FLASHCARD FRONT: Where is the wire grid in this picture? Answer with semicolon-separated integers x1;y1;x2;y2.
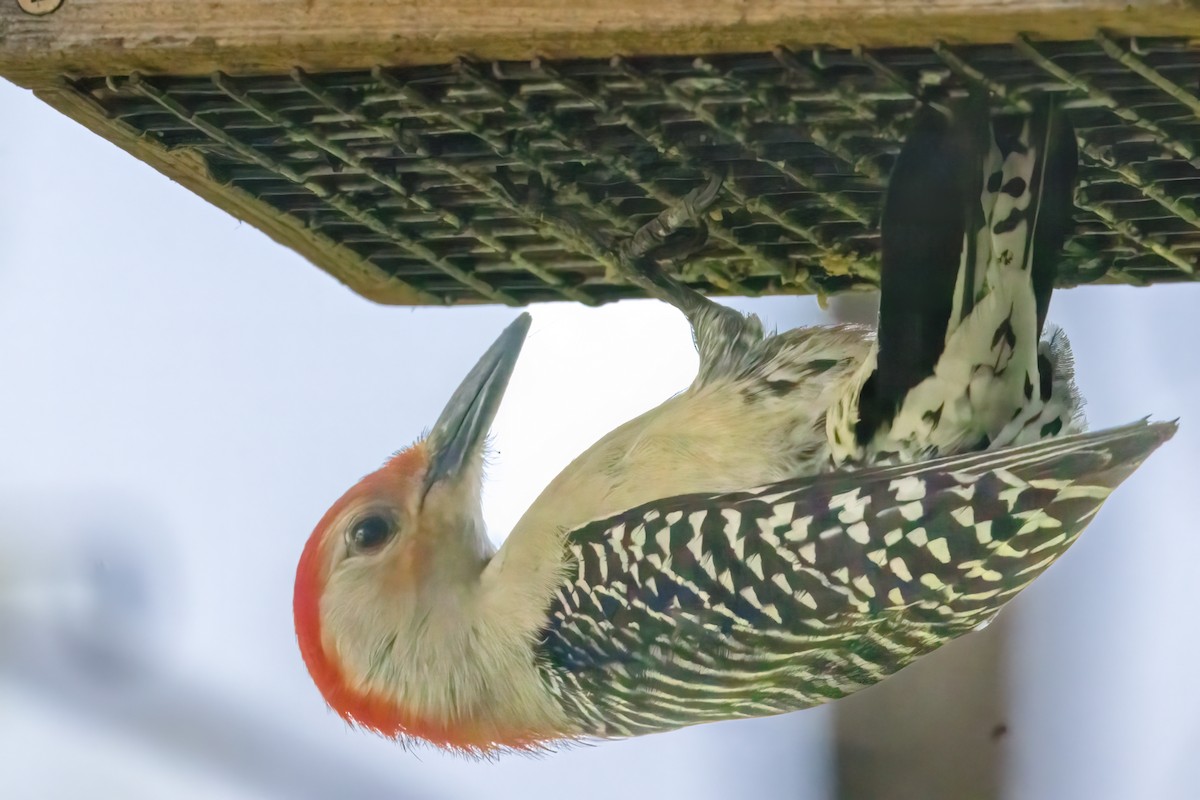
73;34;1200;306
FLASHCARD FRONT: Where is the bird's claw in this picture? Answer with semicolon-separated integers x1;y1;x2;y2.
687;171;725;216
622;172;726;265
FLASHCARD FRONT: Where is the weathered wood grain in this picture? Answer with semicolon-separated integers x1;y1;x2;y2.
3;1;1199;88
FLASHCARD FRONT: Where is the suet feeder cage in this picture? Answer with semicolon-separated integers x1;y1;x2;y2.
3;1;1200;306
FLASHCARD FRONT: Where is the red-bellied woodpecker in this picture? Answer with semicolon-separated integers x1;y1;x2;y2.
293;92;1175;753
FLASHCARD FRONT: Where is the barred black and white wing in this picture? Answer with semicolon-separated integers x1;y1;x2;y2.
537;420;1174;739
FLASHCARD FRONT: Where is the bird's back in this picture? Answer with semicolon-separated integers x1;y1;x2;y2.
509;322;873;540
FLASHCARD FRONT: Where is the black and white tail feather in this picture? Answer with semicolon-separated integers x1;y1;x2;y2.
831;92;1083;467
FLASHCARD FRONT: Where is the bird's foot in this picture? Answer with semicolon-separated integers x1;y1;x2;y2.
618;174;763;375
495;168;759;374
613;174;733;325
621;173;724;265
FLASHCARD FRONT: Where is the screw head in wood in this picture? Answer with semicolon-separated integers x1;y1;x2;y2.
17;0;63;15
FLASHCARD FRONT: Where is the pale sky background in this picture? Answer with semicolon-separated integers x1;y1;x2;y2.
1;76;1198;799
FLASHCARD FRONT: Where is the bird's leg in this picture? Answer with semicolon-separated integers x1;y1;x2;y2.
496;169;763;371
494;166;717;317
616;174;725;320
614;175;764;372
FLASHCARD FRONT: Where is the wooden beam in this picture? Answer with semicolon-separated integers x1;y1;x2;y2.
4;1;1200;89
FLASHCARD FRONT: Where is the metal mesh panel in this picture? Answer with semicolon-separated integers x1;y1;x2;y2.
75;34;1200;306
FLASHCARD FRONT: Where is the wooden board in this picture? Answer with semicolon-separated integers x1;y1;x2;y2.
4;1;1200;89
3;2;1199;306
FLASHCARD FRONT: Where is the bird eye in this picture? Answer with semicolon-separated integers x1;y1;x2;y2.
347;515;396;554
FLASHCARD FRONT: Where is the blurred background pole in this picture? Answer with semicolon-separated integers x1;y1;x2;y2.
826;292;1006;800
834;621;1007;800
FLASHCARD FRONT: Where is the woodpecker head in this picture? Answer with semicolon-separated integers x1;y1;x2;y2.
293;314;556;752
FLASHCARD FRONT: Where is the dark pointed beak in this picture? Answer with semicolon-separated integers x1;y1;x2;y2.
424;313;531;492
